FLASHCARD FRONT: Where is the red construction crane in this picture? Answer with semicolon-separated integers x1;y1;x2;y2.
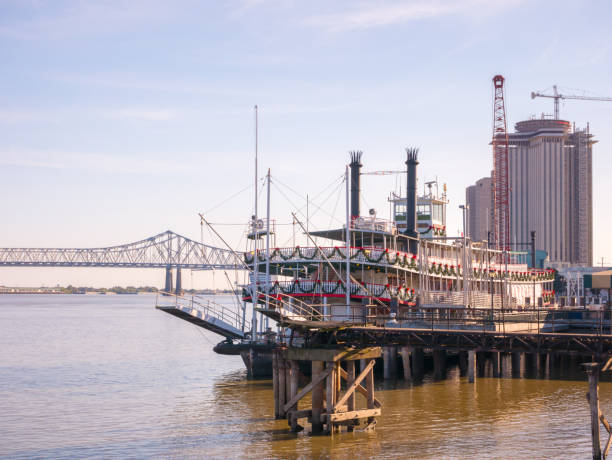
492;75;510;253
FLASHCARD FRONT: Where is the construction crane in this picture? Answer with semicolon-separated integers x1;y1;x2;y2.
492;75;510;253
531;85;612;119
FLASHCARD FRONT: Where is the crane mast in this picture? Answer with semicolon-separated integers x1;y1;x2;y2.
492;75;510;254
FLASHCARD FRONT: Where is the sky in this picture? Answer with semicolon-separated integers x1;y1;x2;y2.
0;0;611;288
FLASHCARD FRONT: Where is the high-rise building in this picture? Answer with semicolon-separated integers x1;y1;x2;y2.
507;118;594;267
466;176;492;243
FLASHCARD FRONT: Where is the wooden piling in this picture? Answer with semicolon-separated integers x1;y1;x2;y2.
459;351;468;376
492;352;500;378
311;361;324;434
288;361;299;414
326;361;336;434
584;363;602;460
477;351;486;377
383;346;397;379
411;347;424;380
273;351;280;418
468;350;476;383
399;346;412;381
278;355;287;418
511;352;522;378
433;349;446;380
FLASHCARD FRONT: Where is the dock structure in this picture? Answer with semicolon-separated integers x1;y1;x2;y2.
271;309;612;457
273;347;381;435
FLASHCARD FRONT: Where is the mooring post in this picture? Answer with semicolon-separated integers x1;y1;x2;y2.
468;350;476;383
584;363;602;460
311;361;324;434
400;346;412;381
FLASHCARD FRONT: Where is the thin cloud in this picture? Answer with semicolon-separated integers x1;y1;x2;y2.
303;0;524;32
99;108;179;121
0;149;190;174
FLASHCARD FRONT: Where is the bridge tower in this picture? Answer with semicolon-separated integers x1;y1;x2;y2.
175;268;182;295
164;266;173;294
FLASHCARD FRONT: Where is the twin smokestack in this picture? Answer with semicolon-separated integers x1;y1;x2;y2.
348;148;420;252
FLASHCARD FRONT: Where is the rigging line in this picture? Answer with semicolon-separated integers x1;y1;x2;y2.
273;173;344;204
270;182;332;233
292;213;390;312
328;177;343;230
199;214;320;317
223;270;242;311
307;179;345;223
273;173;345;222
201;182;253;216
271;181;343;227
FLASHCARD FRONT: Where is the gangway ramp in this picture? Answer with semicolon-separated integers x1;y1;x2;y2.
156;293;247;340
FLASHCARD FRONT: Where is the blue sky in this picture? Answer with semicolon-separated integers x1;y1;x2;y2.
1;0;611;288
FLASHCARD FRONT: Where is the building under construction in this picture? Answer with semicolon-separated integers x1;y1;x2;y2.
507;117;594;267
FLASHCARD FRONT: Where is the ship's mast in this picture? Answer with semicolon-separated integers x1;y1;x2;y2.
252;105;259;340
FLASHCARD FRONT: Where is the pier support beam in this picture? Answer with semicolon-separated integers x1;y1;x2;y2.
383;346;397;379
411;347;424;380
512;352;522;378
433;350;446;380
399;346;412;381
311;361;324;434
459;351;468;376
468;350;476;383
492;352;501;378
477;352;486;377
279;347;382;436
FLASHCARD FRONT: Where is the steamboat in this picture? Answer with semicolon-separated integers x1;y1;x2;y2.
159;149;555;377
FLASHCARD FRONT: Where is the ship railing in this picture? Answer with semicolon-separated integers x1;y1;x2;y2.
247;246;553;281
158;291;247;332
254;279;416;303
393;305;612;336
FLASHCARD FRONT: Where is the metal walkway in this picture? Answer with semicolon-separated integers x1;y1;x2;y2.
156;293;249;340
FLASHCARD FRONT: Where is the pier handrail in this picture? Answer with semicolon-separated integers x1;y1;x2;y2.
158;291;248;333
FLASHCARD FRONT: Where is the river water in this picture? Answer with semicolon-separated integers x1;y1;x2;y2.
0;294;608;459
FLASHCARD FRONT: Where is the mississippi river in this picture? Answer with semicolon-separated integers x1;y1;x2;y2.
0;294;607;459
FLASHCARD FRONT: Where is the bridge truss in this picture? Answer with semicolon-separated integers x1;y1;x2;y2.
0;230;241;269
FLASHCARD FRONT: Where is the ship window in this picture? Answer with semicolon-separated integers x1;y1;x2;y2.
394;204;406;221
417;204;430;220
432;204;443;222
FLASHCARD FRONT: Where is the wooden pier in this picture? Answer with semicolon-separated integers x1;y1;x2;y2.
272;347;381;435
270;309;612;458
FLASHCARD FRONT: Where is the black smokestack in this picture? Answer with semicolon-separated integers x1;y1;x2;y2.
349;151;362;221
405;147;419;253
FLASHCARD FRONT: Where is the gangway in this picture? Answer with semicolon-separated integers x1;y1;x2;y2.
156;293;248;340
